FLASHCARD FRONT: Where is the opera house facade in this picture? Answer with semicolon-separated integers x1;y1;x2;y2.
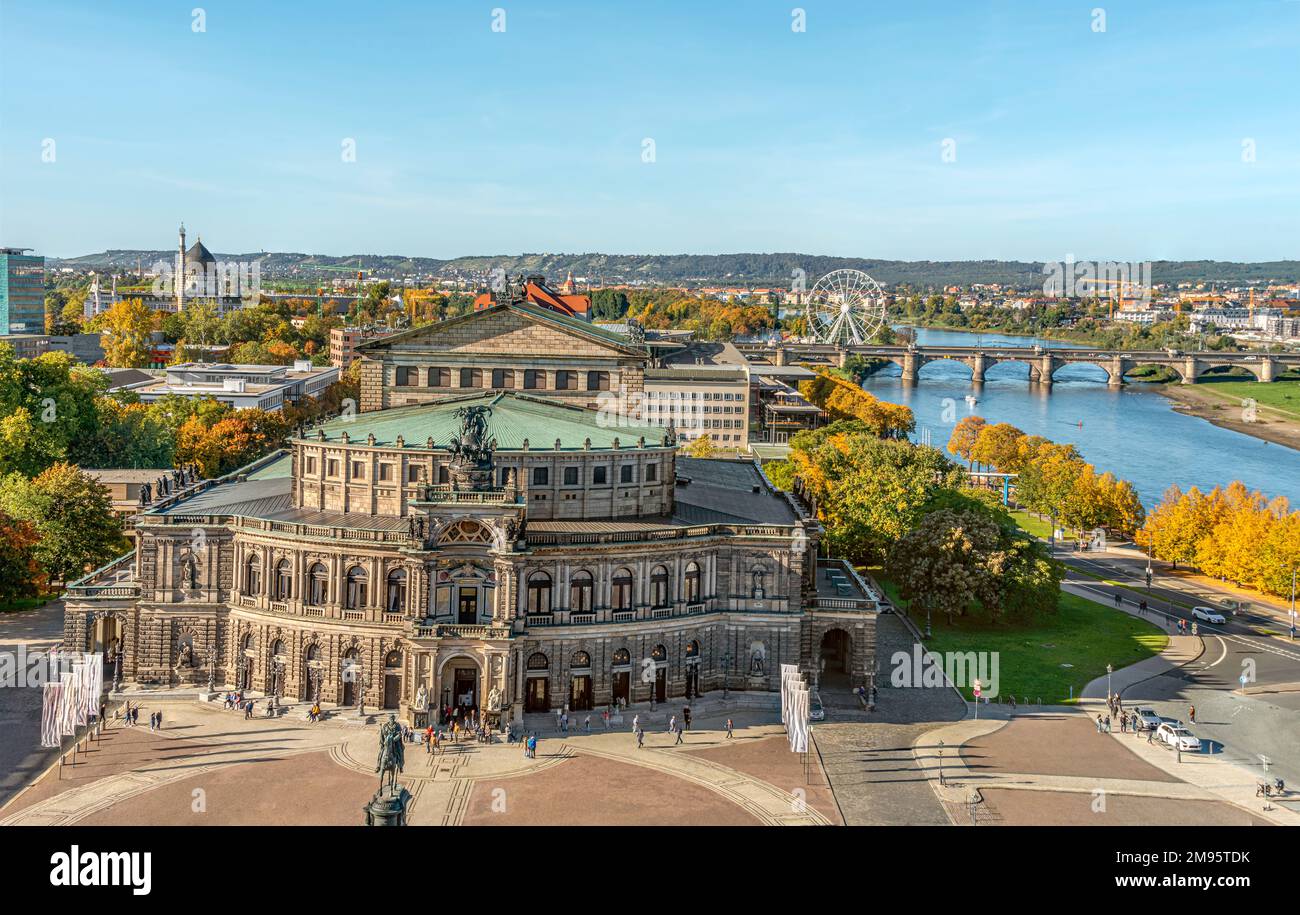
63;302;882;723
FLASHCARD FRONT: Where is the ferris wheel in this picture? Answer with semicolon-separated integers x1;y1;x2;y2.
805;269;887;345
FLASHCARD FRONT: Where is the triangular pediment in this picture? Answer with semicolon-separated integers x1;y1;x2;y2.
359;303;645;360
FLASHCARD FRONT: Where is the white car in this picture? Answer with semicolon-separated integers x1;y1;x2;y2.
810;692;825;721
1132;707;1162;731
1155;722;1201;752
1191;606;1226;625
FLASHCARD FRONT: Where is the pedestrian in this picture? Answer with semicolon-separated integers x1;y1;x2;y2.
99;701;106;725
683;707;692;730
725;717;734;739
636;727;644;749
1104;715;1111;733
1096;714;1104;733
245;700;254;719
632;713;640;733
1114;592;1121;608
1189;705;1196;723
668;714;677;734
583;714;591;733
602;709;610;730
1147;726;1154;744
156;710;163;730
1120;712;1127;733
674;723;684;745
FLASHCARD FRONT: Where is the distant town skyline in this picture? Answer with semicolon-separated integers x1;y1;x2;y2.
2;0;1297;261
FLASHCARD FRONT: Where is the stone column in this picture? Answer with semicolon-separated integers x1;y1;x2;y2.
969;352;986;386
1107;356;1126;388
1182;357;1200;384
900;352;919;385
1259;358;1276;383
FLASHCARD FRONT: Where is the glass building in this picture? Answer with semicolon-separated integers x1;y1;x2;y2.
0;248;45;335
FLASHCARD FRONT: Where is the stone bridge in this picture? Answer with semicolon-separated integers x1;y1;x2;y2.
736;342;1300;388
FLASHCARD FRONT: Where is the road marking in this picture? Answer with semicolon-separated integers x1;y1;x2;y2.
1204;636;1229;669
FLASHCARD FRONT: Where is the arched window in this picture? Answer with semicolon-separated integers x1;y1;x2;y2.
384;649;402;669
386;568;407;613
527;571;553;614
244;554;261;596
345;566;368;610
612;568;633;611
571;650;591;669
650;565;669;608
651;644;667;662
686;640;700;659
527;652;549;671
570;571;593;613
270;638;286;659
275;559;292;601
241;632;255;652
307;562;328;606
684;561;701;603
612;648;631;667
751;568;766;599
305;643;320;662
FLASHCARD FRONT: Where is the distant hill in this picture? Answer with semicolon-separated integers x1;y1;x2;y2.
50;250;1300;289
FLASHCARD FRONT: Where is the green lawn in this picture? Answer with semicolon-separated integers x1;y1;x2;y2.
1195;379;1300;422
0;595;54;614
1009;510;1075;543
876;576;1167;705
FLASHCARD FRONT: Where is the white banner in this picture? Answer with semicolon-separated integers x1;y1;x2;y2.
40;682;63;748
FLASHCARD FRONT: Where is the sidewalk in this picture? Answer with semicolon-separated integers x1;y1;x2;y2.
1077;635;1300;826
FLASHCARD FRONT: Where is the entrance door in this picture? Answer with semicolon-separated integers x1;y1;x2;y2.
342;678;356;707
458;587;478;624
525;676;549;712
383;674;400;709
654;667;667;702
612;671;630;706
453;668;477;711
569;675;592;711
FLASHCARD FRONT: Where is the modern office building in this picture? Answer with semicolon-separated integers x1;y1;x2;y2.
0;248;46;335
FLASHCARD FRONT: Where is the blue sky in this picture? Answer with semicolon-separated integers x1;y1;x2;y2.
2;0;1297;261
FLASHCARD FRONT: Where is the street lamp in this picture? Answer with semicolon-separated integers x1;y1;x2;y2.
1106;664;1114;706
721;652;731;699
938;739;945;787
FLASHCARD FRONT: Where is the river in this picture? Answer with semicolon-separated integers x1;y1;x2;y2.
855;326;1300;508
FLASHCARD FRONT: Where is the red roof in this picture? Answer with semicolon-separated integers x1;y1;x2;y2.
473;278;591;318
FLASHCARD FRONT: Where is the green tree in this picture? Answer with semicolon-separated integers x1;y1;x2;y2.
0;463;124;584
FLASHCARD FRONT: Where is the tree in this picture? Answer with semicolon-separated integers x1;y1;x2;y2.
0;463;124;584
888;508;1061;628
790;421;960;564
0;513;44;603
684;434;719;459
947;416;987;469
95;298;155;368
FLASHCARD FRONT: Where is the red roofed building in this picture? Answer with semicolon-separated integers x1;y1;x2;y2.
473;274;591;320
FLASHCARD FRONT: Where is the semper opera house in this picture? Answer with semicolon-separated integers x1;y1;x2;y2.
64;300;883;723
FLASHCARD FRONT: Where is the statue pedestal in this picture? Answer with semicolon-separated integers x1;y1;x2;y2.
363;785;411;826
746;675;767;691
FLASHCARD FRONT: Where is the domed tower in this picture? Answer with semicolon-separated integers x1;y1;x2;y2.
561;270;577;296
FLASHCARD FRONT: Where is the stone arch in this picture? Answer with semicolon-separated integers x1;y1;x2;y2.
818;627;853;679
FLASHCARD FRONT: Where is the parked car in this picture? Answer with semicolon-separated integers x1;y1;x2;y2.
1191;606;1226;625
1156;722;1201;752
810;691;825;721
1132;707;1162;731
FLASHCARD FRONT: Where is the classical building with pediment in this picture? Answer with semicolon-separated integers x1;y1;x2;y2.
63;304;883;725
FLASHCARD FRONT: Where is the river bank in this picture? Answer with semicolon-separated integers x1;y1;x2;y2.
1159;383;1300;452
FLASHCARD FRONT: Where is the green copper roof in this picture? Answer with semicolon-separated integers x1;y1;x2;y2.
306;392;669;452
